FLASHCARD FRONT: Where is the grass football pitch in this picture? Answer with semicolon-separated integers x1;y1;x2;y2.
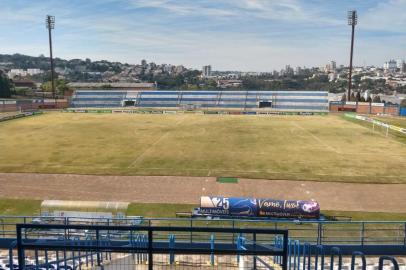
0;112;405;183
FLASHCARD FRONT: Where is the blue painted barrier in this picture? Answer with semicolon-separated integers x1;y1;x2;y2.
294;240;301;270
351;251;366;270
169;234;175;265
314;245;325;270
210;234;215;266
329;247;342;270
302;243;311;270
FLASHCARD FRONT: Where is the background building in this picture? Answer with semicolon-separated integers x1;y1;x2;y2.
202;65;212;77
384;60;397;72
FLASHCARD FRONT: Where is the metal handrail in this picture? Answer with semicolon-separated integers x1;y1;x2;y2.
1;215;406;224
0;216;406;248
17;223;289;270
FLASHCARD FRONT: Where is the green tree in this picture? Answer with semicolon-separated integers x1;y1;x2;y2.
350;92;356;101
41;79;72;95
0;71;12;98
341;93;347;102
56;80;72;95
41;81;53;92
355;92;361;102
207;79;217;89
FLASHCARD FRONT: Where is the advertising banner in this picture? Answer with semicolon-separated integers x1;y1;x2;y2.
199;196;258;216
258;199;320;218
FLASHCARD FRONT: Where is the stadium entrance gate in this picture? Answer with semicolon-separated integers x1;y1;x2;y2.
16;224;288;270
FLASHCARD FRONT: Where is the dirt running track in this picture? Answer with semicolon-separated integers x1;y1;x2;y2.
0;172;405;213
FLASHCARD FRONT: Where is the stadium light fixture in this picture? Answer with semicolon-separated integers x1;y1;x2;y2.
46;15;56;100
347;10;357;101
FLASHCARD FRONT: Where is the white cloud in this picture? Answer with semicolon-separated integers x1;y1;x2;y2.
129;0;236;16
361;0;406;33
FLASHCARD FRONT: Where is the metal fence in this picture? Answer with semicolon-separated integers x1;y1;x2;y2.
4;223;403;270
2;216;406;248
15;224;288;270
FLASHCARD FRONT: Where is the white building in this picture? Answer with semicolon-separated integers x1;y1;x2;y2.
324;61;336;73
8;68;43;78
202;65;212;77
384;60;397;72
328;72;337;82
396;59;404;69
294;66;302;75
7;69;26;78
27;68;42;76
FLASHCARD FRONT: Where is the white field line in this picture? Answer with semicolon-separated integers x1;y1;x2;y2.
342;115;406;147
291;121;341;154
127;116;187;168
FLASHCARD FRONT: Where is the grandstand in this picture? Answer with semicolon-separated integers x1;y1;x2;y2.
70;90;329;112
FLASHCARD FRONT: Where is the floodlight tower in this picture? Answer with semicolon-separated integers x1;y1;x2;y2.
46;15;56;99
347;10;357;101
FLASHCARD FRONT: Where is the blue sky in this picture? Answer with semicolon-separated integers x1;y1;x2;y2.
0;0;405;71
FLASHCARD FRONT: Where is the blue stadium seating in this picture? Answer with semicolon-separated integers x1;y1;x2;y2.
70;90;329;112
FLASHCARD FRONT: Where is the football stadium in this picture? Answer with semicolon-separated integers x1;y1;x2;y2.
1;88;406;270
1;2;406;269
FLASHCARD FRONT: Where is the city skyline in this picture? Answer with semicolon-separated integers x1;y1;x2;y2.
0;0;405;71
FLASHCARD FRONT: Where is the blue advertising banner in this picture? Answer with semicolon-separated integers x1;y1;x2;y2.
258;199;320;218
199;196;258;216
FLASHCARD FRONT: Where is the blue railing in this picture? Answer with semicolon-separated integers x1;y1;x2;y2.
273;237;401;270
0;216;406;246
1;216;406;253
15;223;289;270
0;220;405;269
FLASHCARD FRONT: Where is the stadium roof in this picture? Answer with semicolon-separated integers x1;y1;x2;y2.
41;200;129;211
68;82;156;89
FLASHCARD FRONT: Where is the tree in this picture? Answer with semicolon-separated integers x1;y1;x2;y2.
41;79;72;95
350;92;356;101
57;80;73;95
355;92;361;102
0;71;12;98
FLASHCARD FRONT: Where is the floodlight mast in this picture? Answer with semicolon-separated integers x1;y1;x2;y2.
46;15;56;100
347;10;357;101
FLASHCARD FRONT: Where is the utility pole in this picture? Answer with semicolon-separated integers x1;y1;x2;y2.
347;10;357;101
46;15;56;100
